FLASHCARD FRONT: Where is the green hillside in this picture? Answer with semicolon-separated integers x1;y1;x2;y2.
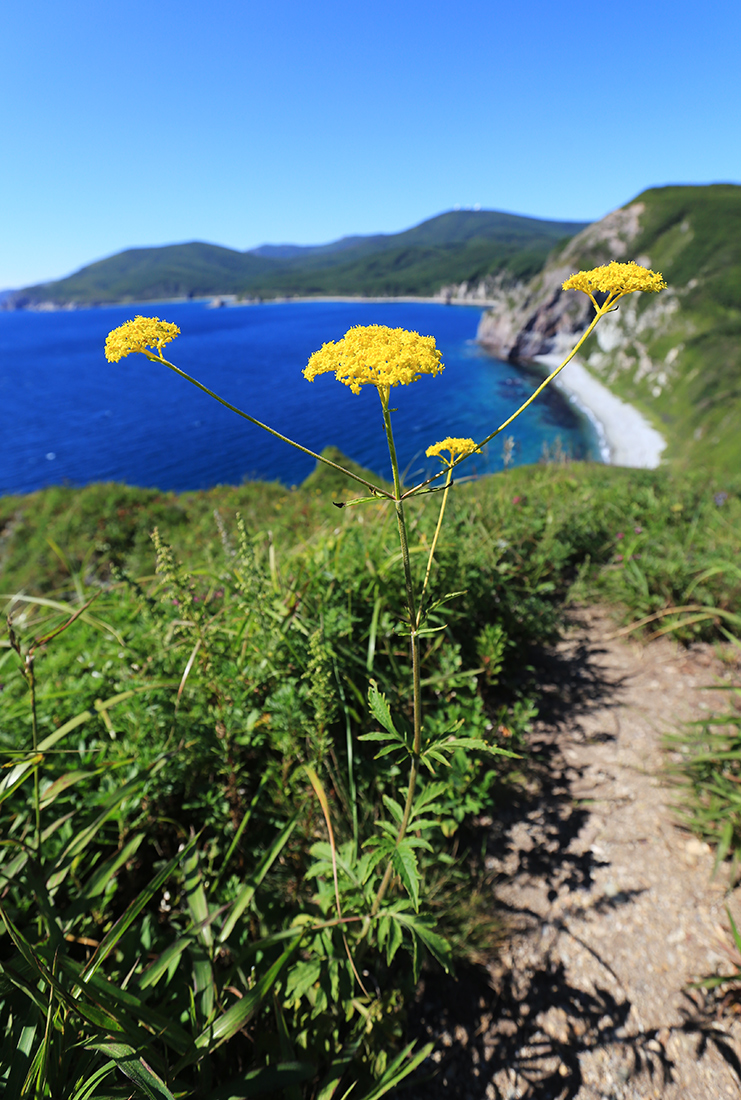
585;184;741;472
478;184;741;474
7;210;588;306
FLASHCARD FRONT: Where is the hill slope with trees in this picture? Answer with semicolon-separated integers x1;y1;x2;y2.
5;210;588;306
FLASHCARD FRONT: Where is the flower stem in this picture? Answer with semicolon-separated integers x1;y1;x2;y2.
454;303;613;468
151;354;394;500
372;389;423;916
27;654;41;858
401;301;615;500
417;465;453;626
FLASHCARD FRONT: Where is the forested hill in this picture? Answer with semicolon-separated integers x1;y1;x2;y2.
5;210;588;307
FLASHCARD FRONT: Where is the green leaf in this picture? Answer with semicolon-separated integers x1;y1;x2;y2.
138;935;195;991
182;843;215;1021
46;772;149;890
0;592;125;646
67;1056;117;1100
74;832;146;905
411;780;449;812
353;1040;434;1100
391;841;420;911
39;767;107;809
425;590;467;614
715;820;735;873
285;958;323;1004
382;795;404;825
357;729;402;743
85;1042;176;1100
219;817;297;943
392;912;452;973
357;848;387;885
0;710;94;801
207;1062;316;1099
68;1059;118;1100
415;624;447;638
373;742;409;761
184;938;301;1064
0;906;127;1034
386;915;403;965
367;681;399;738
314;1038;362;1100
56;955;191;1057
79;831;200;983
728;905;741;958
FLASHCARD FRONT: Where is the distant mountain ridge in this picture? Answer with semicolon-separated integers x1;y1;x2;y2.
5;209;589;308
476;184;741;472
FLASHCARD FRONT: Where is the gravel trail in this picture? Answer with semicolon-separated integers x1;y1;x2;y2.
406;606;741;1099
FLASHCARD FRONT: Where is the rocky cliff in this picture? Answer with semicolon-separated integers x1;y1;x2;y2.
474;185;741;473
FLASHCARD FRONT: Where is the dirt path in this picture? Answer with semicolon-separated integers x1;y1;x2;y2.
406;606;741;1099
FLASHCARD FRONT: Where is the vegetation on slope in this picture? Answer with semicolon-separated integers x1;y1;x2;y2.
551;186;740;473
2;454;740;1094
7;210;588;307
559;184;741;473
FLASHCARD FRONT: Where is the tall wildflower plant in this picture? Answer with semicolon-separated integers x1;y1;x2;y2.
1;263;664;1098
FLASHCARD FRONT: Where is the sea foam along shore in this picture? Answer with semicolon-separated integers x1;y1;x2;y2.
534;354;666;469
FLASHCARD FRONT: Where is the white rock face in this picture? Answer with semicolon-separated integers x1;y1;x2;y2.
477;203;647;362
475;201;672;468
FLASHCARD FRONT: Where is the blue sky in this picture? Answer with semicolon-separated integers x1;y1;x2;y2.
2;0;739;288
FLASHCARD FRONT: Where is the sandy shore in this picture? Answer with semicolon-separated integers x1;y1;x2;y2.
534;353;666;469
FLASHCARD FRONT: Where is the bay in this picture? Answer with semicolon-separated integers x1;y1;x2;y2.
1;300;600;496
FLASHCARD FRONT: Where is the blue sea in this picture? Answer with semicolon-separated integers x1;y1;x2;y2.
1;300;600;496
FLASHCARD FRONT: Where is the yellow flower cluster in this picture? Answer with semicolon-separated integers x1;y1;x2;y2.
425;437;481;463
304;324;443;395
105;316;181;362
562;261;666;301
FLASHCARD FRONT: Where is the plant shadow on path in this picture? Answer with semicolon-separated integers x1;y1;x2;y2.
400;612;741;1099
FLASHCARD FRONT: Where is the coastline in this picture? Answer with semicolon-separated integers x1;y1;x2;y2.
533;353;666;469
3;292;500;313
3;291;666;471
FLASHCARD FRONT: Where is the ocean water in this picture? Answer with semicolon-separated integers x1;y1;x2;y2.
1;300;600;496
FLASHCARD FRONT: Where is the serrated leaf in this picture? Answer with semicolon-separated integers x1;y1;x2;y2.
382;795;404;825
391;842;420;911
412;781;449;811
386;916;403;965
374;742;409;760
285;958;323;1004
357;848;387;885
358;729;401;743
393;913;452;973
367;681;399;738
